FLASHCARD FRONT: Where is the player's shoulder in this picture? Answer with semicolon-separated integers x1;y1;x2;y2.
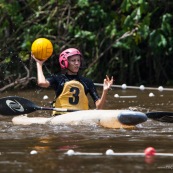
79;75;93;84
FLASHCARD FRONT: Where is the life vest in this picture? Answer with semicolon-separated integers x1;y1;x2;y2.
53;80;89;115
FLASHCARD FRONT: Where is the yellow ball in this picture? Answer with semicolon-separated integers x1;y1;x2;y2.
31;38;53;60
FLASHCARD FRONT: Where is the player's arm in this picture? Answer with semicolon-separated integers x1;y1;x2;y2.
31;54;50;88
95;75;113;109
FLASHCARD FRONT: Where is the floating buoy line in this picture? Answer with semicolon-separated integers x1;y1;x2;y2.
65;147;173;157
94;83;173;91
114;94;137;98
114;93;156;98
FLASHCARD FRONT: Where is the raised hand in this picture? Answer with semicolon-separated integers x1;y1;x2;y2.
31;53;46;64
103;75;113;91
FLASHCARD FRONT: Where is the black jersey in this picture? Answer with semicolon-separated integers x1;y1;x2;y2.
46;73;100;103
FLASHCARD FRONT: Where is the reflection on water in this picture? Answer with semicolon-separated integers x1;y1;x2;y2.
0;88;173;172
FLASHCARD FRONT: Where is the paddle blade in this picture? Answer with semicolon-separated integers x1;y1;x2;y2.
146;112;173;123
0;96;40;116
117;111;147;125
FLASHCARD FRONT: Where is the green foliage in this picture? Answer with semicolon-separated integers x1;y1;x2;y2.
77;0;89;7
1;0;173;90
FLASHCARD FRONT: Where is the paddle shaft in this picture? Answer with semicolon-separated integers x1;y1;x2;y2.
40;107;76;112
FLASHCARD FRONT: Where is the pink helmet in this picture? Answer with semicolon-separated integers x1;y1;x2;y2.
59;48;82;69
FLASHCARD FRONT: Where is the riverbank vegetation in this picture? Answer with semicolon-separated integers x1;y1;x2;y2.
0;0;173;91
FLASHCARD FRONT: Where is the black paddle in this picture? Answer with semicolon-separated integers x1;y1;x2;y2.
0;96;75;116
145;112;173;123
0;96;173;123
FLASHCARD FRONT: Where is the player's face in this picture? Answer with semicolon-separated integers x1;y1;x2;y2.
67;55;81;74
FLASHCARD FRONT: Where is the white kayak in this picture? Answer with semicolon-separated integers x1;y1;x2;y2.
12;110;147;129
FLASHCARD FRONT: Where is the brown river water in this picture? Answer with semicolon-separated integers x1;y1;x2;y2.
0;87;173;173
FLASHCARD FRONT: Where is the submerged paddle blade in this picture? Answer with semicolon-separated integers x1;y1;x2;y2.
0;96;40;116
117;111;147;125
146;112;173;123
